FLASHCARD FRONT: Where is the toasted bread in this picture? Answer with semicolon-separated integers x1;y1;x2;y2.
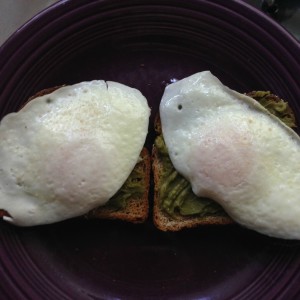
0;85;150;225
153;91;297;231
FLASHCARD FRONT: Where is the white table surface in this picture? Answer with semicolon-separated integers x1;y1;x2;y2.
0;0;58;46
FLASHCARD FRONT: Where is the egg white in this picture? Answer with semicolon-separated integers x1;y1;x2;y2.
160;71;300;239
0;81;150;226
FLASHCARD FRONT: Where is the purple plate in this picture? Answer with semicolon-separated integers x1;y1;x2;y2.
1;1;300;299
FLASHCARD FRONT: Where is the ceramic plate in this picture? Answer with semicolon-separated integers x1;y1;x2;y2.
1;1;300;299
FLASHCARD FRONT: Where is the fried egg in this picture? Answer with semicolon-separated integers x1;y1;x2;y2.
160;71;300;239
0;81;150;226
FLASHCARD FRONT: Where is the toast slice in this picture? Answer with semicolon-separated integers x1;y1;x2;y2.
153;91;297;231
0;86;150;225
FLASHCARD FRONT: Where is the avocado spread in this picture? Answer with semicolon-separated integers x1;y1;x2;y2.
246;91;296;128
157;91;296;218
103;161;144;210
155;135;228;219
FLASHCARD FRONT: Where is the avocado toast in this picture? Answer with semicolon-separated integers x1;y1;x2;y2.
153;91;297;231
0;85;151;225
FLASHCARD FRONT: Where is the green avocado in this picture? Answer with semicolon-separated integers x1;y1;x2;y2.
103;161;144;211
157;91;296;218
155;135;228;218
246;91;296;128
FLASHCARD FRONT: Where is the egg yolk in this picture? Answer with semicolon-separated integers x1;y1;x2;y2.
188;126;254;191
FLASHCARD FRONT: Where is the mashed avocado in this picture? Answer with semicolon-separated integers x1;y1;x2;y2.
103;162;144;210
246;91;296;128
155;135;228;219
157;91;296;218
